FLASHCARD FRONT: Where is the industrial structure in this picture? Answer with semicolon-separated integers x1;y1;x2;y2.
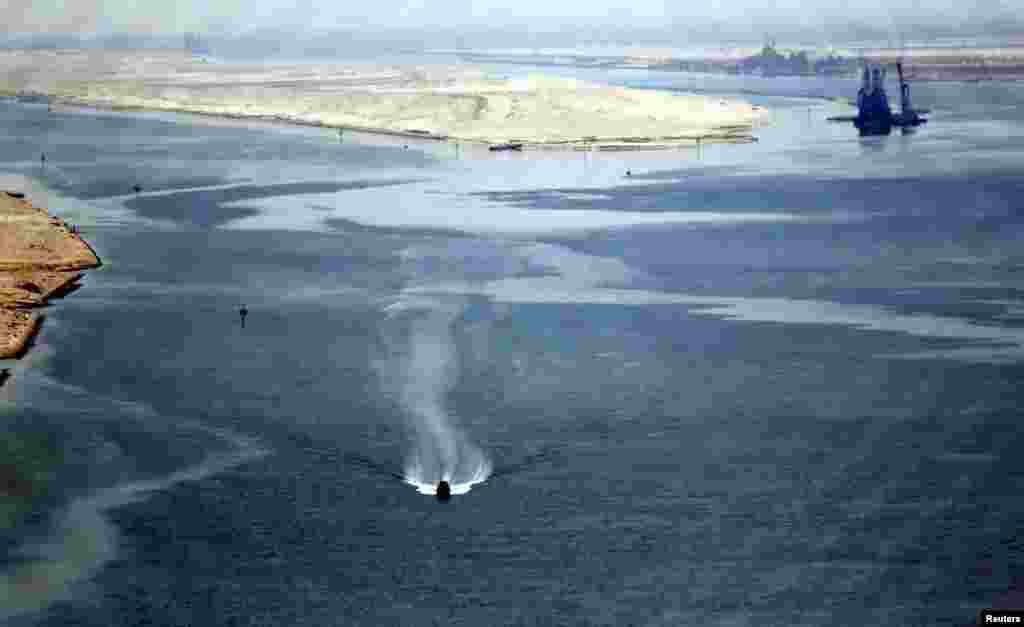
829;62;928;135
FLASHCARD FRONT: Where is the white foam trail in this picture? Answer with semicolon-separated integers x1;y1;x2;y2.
404;454;491;496
380;299;491;497
0;425;269;622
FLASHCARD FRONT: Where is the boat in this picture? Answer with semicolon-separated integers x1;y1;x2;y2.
436;480;451;501
489;142;524;152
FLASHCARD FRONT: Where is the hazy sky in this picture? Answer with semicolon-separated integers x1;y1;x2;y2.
3;0;1020;34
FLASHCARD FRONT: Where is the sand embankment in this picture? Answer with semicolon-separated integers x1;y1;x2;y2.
864;46;1024;81
0;49;765;147
0;189;101;366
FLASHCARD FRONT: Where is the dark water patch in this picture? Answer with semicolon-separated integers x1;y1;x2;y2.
0;422;62;547
343;451;406;482
447;306;1024;624
123;179;421;228
138;202;260;229
52;172;236;200
810;368;1024;623
478;172;1024;218
0;102;437;185
45;297;389;436
536;210;1024;300
88;226;406;293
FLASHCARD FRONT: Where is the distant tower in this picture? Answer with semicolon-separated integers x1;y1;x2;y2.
897;62;912;115
858;65;870;106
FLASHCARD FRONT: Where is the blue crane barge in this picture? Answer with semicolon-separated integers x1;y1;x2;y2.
829;62;928;135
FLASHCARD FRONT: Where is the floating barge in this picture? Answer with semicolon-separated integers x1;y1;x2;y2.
828;62;928;136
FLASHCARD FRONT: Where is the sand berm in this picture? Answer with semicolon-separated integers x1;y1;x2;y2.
0;49;766;148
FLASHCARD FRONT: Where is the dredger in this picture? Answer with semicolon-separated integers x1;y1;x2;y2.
828;62;928;135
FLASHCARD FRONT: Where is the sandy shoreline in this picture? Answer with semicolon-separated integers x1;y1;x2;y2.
446;44;1024;82
0;189;101;370
0;49;765;148
861;46;1024;81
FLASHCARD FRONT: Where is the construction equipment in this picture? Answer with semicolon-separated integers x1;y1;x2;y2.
828;62;928;135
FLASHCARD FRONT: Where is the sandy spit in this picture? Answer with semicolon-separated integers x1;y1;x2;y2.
0;49;766;147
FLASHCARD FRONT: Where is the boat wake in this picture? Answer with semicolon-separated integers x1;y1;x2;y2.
403;454;492;496
380;298;492;497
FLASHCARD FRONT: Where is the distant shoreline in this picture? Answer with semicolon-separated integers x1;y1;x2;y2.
432;45;1024;83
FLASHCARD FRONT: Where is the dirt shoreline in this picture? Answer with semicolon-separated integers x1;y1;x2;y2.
0;190;101;374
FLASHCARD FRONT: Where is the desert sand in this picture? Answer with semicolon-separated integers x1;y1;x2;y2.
0;49;765;146
0;189;101;364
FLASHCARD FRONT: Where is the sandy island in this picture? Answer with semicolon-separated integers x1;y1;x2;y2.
0;49;765;148
0;189;101;368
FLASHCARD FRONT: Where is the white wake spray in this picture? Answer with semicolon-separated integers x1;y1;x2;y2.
381;300;491;496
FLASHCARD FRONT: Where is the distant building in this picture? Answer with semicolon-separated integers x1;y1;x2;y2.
736;40;857;77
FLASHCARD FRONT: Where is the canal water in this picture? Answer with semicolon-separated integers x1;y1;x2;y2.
1;68;1023;626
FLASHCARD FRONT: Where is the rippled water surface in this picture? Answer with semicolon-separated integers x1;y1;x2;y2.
1;71;1023;626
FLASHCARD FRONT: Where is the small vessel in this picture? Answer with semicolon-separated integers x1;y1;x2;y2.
436;480;451;501
489;142;524;152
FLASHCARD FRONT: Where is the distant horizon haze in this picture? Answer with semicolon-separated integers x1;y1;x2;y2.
2;0;1022;48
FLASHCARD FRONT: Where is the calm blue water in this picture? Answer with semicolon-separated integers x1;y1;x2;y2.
1;69;1023;626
